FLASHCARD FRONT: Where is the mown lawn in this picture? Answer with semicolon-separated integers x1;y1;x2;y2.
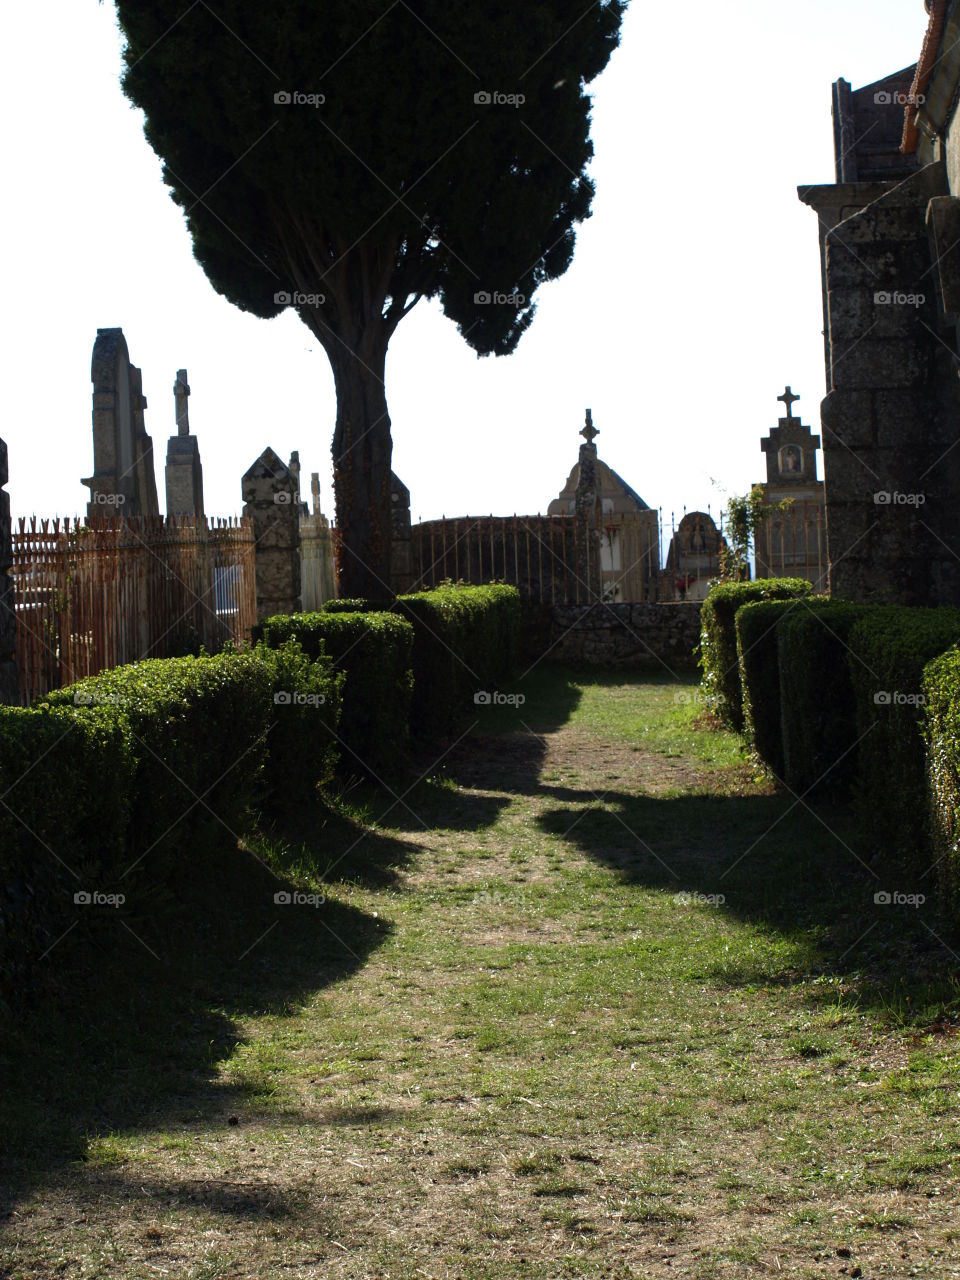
2;667;959;1278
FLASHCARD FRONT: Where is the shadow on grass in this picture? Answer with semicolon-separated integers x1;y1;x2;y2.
536;789;960;1019
0;828;392;1218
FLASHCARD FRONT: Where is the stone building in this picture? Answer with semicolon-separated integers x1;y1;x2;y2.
754;387;826;588
799;1;960;604
548;412;660;602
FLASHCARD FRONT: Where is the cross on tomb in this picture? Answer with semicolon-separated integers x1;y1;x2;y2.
580;408;599;445
174;369;191;437
777;386;800;419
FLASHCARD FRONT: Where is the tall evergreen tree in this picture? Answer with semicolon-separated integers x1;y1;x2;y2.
114;0;627;598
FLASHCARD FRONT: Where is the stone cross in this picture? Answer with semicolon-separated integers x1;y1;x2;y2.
311;472;321;516
778;386;800;418
581;408;599;445
174;369;191;437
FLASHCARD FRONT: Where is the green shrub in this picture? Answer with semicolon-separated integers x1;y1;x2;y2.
924;645;960;919
44;652;273;863
252;639;344;799
397;583;522;739
778;600;872;794
322;598;374;613
255;611;414;775
0;704;134;1001
736;598;808;776
700;578;812;731
848;606;960;864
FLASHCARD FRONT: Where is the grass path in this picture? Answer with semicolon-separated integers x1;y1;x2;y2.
3;669;960;1278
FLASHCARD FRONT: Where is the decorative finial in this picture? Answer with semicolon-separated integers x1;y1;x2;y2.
778;386;800;419
580;408;599;445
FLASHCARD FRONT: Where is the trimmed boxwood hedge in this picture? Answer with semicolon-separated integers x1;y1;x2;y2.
847;606;960;863
777;600;873;794
252;639;344;798
397;583;522;739
925;645;960;918
736;598;810;776
255;610;414;775
700;578;812;731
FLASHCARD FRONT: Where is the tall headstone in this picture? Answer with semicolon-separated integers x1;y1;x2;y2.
242;447;301;620
574;410;603;602
82;328;160;519
164;368;205;518
389;471;413;595
300;472;337;608
0;438;17;704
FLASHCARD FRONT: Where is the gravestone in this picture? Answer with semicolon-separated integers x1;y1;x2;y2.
0;438;17;704
390;471;413;595
241;447;301;620
164;368;205;518
82;328;160;519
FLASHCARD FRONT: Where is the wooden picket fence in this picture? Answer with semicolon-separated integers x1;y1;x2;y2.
12;515;257;704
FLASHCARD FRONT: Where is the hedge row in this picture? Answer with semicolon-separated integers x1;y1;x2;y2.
1;644;342;1001
723;582;960;899
397;583;523;739
700;578;812;731
255;611;414;775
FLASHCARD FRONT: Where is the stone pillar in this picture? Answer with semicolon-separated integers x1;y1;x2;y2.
574;410;603;603
389;471;413;595
83;327;160;519
165;368;205;518
0;438;18;704
803;162;960;604
241;447;301;621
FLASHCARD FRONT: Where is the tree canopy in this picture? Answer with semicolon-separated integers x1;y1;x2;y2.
114;0;628;596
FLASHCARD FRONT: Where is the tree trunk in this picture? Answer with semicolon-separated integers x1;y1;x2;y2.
329;344;393;602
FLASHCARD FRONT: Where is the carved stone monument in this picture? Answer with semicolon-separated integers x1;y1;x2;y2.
82;328;160;519
0;437;17;704
574;410;603;602
164;368;205;518
241;447;301;620
390;471;413;595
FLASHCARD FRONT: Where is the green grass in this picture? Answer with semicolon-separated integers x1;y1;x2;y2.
1;667;959;1278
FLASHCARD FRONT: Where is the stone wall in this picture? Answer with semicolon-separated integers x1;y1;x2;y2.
0;438;16;704
548;603;701;670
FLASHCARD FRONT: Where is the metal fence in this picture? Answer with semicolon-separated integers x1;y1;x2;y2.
12;515;257;704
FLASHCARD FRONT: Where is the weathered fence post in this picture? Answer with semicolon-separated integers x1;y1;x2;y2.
0;438;18;704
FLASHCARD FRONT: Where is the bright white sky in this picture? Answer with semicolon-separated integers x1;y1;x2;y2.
0;1;930;539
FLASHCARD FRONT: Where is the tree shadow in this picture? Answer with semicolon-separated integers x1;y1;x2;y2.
0;833;391;1220
536;789;959;1015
